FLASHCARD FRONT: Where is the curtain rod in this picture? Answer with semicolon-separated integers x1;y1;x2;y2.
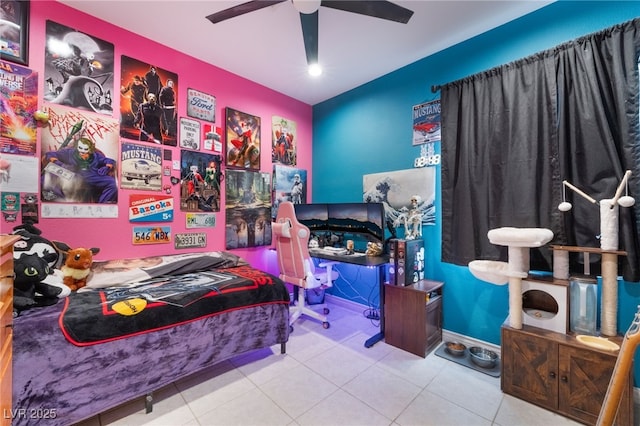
431;85;441;93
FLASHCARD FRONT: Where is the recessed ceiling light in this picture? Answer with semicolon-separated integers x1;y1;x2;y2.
308;63;322;77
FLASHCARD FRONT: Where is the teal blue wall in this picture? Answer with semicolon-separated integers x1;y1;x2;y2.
313;1;640;382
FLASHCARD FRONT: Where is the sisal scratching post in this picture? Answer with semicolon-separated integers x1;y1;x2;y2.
507;246;528;329
508;277;523;328
553;250;570;279
599;199;619;336
599;199;619;251
600;252;618;336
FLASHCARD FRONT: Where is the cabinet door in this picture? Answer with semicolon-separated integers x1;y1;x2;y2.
425;297;442;353
384;285;427;357
501;327;558;410
558;345;631;425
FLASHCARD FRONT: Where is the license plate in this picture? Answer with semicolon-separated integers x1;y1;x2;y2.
175;232;207;249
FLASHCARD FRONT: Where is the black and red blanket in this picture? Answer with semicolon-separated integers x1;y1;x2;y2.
59;265;289;346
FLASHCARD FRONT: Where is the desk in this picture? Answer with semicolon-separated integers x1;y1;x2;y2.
310;250;389;348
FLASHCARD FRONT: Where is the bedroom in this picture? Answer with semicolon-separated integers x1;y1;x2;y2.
1;1;640;425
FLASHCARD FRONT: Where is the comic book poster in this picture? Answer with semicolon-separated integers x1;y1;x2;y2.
225;169;272;249
120;55;178;146
412;100;441;145
40;104;119;206
43;20;114;115
179;150;221;212
272;116;296;165
272;165;306;218
120;142;162;191
225;107;260;170
0;60;37;155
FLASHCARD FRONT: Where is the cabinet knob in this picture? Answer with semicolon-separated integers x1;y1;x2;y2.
549;372;556;379
561;376;568;382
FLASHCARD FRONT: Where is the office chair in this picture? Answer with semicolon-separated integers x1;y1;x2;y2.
273;201;337;330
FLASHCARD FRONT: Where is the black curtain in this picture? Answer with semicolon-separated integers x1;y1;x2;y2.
441;18;640;281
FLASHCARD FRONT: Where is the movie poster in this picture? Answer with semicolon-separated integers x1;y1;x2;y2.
412;99;441;145
120;55;178;146
272;116;296;165
271;165;306;218
179;150;221;212
120;142;162;191
40;104;119;208
225;169;272;249
225;107;260;170
43;20;115;115
0;60;37;155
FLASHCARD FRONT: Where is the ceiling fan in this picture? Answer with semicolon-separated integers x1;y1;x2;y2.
206;1;414;66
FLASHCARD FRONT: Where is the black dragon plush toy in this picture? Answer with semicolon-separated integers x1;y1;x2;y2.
11;223;71;316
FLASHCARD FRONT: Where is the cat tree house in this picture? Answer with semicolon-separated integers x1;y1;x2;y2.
470;171;633;336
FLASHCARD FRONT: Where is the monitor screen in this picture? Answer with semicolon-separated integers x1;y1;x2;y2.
327;202;385;251
293;203;329;232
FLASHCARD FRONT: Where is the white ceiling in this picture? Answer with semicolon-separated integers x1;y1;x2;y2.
58;0;554;105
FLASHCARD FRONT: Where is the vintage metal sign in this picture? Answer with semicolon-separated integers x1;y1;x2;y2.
174;232;207;249
186;88;216;122
132;226;171;245
129;194;174;222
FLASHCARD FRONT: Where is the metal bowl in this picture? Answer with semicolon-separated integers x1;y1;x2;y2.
469;346;498;369
445;341;467;357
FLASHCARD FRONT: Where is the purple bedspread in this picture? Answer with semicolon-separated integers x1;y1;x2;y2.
12;291;289;425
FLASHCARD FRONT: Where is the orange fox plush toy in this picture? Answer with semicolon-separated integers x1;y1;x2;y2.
60;247;100;291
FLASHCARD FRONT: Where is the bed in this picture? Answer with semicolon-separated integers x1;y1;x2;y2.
11;251;290;426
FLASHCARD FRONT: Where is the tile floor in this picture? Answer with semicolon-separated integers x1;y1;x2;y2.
76;298;602;426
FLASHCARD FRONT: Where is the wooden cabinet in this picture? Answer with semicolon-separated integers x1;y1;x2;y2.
502;324;633;425
0;235;18;426
384;280;443;357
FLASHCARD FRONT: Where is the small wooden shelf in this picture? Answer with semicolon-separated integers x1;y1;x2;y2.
550;245;627;256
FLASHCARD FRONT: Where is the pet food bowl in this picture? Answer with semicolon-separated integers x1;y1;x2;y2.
469;346;498;369
444;341;466;357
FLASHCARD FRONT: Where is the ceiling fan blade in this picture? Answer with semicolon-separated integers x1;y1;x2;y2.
299;11;319;65
206;0;286;24
320;0;413;24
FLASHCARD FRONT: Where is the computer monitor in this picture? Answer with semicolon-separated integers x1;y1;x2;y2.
293;203;329;232
326;202;385;252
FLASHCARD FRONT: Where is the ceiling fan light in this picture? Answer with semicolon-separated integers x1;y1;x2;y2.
293;0;321;14
308;63;322;77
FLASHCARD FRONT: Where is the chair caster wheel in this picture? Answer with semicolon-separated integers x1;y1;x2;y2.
323;322;330;329
323;308;330;315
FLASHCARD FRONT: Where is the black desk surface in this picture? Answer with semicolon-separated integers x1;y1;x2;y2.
309;250;389;266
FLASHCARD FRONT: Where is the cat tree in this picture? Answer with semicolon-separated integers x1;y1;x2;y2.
469;171;633;335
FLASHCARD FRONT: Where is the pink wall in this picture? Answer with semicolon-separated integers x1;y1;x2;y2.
9;1;313;269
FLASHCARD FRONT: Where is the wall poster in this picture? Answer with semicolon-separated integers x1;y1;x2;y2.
225;169;272;249
120;55;178;146
179;150;221;212
225;107;260;171
271;116;296;165
271;164;306;218
43;20;114;115
363;167;436;230
40;104;119;217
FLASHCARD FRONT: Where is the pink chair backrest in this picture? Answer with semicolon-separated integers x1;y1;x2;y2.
273;202;312;288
